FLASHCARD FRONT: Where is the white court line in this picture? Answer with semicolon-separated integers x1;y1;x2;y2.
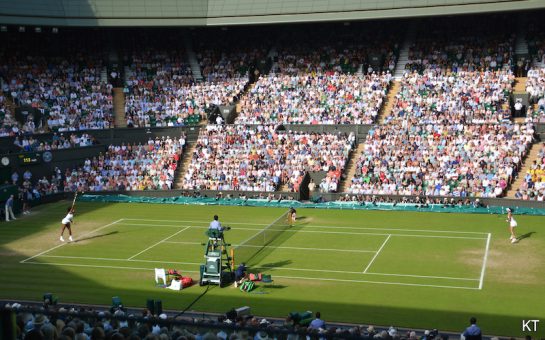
22;261;200;273
20;218;124;264
272;274;480;290
31;254;477;282
363;235;391;273
119;223;487;240
40;255;201;266
127;226;190;260
479;233;492;290
121;218;489;235
21;260;476;290
163;241;377;253
364;272;479;281
260;267;478;281
118;223;192;228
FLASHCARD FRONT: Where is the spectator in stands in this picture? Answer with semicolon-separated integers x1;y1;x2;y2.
462;317;482;340
308;312;326;330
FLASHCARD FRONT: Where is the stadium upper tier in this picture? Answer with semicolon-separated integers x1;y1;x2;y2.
0;0;544;26
236;73;391;125
404;16;515;74
123;49;248;128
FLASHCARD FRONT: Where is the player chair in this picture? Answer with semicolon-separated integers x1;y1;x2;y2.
155;268;167;285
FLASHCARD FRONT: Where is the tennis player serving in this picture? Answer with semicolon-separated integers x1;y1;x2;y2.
60;207;75;242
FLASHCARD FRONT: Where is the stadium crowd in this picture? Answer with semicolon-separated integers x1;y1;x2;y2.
0;20;544;202
235;28;399;125
4;302;461;340
13;133;97;152
63;135;185;192
1;54;114;133
237;73;391;125
0;93;20;137
385;70;514;125
526;67;545;106
515;143;545;201
193;29;269;83
182;125;353;192
124;51;248;128
346;18;538;198
349;121;534;197
272;23;399;75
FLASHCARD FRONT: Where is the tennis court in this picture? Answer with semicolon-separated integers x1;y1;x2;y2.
4;201;545;336
21;214;491;290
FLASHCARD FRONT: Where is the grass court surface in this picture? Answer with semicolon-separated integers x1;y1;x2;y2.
1;201;544;336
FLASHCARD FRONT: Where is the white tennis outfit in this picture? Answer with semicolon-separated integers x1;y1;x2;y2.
62;213;74;225
509;215;517;227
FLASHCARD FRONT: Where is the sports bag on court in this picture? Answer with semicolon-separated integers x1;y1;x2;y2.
239;280;255;292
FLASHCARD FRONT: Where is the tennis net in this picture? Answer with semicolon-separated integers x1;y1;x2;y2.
233;211;290;266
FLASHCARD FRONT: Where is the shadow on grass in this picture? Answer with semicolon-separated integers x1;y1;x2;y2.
255;260;292;269
260;284;286;289
240;220;300;267
517;231;535;241
75;231;118;242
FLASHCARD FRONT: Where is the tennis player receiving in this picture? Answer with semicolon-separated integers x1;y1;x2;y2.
506;208;518;244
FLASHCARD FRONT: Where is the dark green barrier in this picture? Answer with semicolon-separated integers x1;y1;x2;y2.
79;194;545;216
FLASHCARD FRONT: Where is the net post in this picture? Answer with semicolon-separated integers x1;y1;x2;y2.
230;249;235;270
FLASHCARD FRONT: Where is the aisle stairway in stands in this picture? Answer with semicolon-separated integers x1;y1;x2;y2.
184;36;203;82
515;21;529;56
174;142;197;189
3;95;17;115
278;182;289;192
113;88;126;128
338;142;366;193
514;77;527;93
393;22;417;80
378;80;400;124
100;68;108;83
506;141;542;198
512;77;528;123
267;46;278;72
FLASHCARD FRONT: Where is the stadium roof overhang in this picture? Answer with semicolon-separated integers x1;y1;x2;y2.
0;0;544;27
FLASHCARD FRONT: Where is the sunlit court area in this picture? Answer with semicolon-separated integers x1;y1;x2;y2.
1;0;545;339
